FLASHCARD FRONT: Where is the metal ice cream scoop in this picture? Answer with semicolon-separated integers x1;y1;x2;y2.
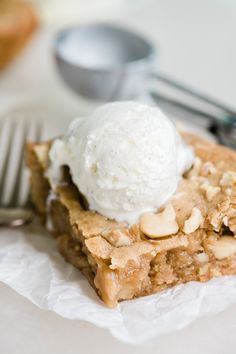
54;23;236;148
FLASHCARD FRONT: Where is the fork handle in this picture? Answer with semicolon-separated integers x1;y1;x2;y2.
0;208;34;227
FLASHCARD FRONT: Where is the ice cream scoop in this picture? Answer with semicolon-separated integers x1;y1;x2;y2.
54;24;236;149
48;102;194;224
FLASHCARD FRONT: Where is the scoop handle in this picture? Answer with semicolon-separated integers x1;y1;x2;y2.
150;91;219;123
152;72;236;117
150;76;236;149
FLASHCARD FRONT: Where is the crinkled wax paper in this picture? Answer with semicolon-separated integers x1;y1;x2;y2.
1;223;236;344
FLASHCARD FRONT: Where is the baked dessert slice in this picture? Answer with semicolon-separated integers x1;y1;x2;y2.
27;133;236;307
0;0;38;70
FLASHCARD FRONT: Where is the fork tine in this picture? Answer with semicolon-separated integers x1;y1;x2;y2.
0;116;42;208
0;120;15;203
1;119;27;206
18;119;42;207
9;120;29;206
35;120;42;143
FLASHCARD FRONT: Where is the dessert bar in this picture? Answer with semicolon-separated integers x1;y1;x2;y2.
27;133;236;307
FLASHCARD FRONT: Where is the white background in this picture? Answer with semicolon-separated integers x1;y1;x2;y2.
0;0;236;353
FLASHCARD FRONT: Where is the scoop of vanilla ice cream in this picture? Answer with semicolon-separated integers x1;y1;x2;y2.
48;102;194;224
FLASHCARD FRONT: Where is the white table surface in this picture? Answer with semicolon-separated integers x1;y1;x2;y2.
0;0;236;353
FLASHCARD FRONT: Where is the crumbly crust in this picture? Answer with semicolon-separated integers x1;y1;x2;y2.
27;133;236;307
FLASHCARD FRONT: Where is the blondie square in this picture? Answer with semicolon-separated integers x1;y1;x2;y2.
27;133;236;307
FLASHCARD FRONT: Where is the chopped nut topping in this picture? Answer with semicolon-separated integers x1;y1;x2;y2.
208;236;236;260
195;252;209;263
200;181;220;201
210;213;221;231
225;188;232;196
140;204;179;238
114;233;132;247
220;171;236;187
210;199;231;231
200;161;217;176
188;157;202;178
223;216;228;227
183;207;203;234
199;264;209;276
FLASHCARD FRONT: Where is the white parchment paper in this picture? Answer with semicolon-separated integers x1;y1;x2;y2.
1;223;236;344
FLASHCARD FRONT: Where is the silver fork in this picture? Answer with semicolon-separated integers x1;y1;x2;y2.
0;117;41;227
